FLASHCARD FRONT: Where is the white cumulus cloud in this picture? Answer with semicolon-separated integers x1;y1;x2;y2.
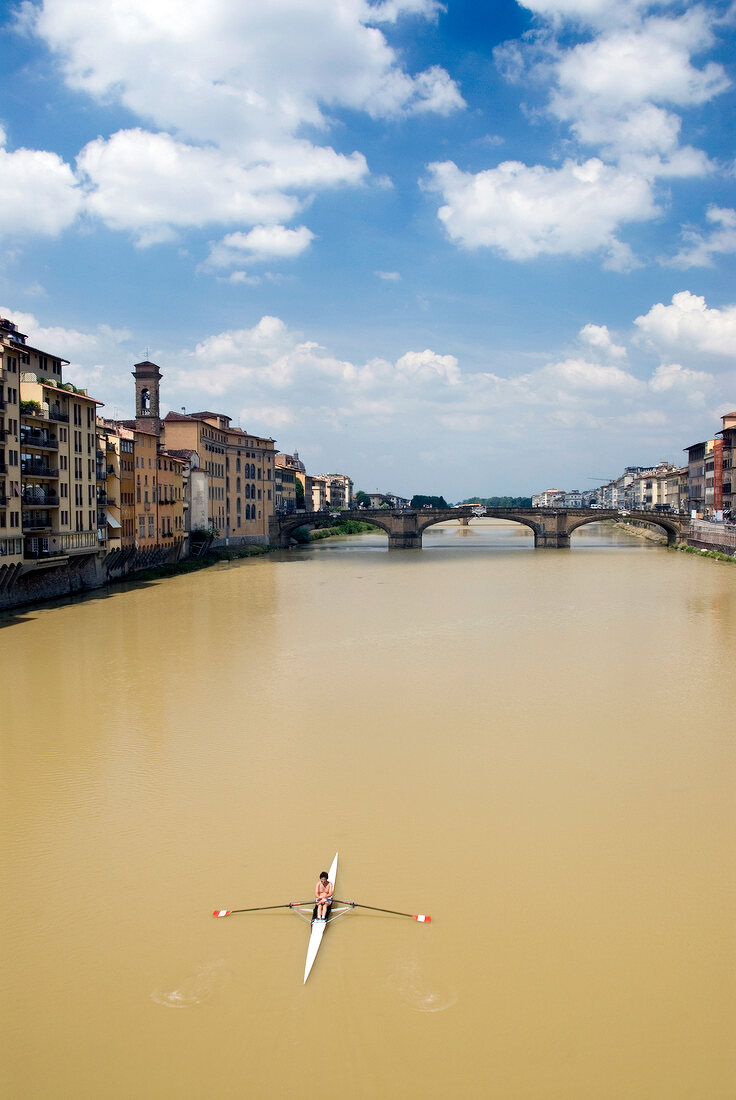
635;291;736;360
426;157;656;264
579;323;627;359
11;0;459;253
649;362;713;392
28;0;463;144
667;207;736;268
0;135;82;238
77;130;311;245
206;225;315;268
499;4;728;176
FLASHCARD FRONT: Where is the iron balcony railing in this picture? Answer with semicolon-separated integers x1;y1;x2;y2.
24;548;65;560
48;407;69;423
21;462;59;478
20;429;59;450
22;492;60;507
22;514;53;530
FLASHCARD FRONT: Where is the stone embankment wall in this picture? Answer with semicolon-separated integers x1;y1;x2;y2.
211;534;269;549
0;555;105;611
0;544;180;612
686;519;736;555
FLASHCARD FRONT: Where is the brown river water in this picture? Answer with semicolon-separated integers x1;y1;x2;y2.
2;521;735;1099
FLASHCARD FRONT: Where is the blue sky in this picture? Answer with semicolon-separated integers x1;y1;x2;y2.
1;0;734;499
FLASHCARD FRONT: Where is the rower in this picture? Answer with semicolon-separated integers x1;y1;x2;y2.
315;870;334;921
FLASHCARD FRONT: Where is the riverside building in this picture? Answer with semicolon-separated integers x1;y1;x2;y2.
120;359;276;544
0;315;101;586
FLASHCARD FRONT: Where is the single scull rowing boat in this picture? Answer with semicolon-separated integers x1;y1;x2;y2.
213;853;430;983
302;851;338;983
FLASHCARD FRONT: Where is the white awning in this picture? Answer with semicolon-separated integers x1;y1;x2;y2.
105;509;122;529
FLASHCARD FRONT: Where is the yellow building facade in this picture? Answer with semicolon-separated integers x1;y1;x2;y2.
1;316;101;577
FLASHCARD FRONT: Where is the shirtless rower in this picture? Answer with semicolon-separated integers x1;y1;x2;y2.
315;870;334;921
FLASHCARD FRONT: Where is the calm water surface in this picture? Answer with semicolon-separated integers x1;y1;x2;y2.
2;521;735;1099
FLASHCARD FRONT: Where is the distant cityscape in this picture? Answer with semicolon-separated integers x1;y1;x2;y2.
1;312;734;610
532;416;735;523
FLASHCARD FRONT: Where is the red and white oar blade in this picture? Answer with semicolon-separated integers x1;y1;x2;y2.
414;914;431;923
212;909;232;918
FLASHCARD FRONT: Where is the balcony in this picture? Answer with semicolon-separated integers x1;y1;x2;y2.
22;513;53;530
0;494;7;507
97;491;108;506
0;462;6;474
24;548;65;560
22;492;60;507
48;407;69;423
106;441;116;452
0;428;6;442
21;461;59;478
20;429;59;451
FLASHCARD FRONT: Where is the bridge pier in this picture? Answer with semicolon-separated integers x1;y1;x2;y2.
387;511;423;549
534;512;571;549
388;532;422;550
535;531;570;548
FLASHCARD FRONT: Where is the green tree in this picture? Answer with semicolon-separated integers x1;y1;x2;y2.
410;494;449;509
354;489;371;509
295;478;305;507
457;496;533;508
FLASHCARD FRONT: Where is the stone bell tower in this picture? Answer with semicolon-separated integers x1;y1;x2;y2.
132;359;162;434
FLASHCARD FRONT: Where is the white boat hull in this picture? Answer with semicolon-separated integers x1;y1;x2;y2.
303;852;338;983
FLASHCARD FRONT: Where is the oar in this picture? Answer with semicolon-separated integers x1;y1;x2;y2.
332;900;431;922
212;901;312;918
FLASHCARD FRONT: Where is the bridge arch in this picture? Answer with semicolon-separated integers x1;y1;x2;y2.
272;510;393;547
416;510;541;542
566;512;679;545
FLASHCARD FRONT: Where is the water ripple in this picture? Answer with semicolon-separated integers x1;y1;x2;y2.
150;960;231;1009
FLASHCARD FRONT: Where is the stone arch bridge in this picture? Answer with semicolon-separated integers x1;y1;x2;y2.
269;507;689;550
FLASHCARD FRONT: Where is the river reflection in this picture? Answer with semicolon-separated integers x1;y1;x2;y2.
2;521;734;1099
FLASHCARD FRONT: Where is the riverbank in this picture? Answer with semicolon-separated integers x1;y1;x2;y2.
611;520;667;544
671;543;736;564
305;519;380;541
614;517;736;561
131;543;272;581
